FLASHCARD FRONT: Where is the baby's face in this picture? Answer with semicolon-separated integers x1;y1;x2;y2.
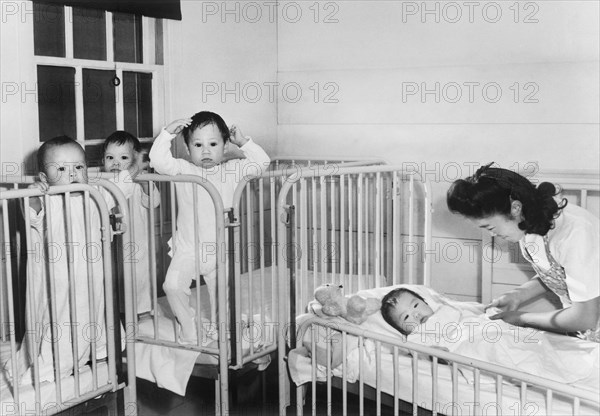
42;144;88;186
103;142;135;172
187;123;226;168
389;291;434;335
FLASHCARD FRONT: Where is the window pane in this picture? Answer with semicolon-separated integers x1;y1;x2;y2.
73;7;106;60
37;65;76;141
83;69;116;141
113;13;143;63
123;72;153;138
85;144;104;168
155;19;164;65
34;3;65;57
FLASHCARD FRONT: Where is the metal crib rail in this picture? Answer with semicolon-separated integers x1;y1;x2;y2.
0;183;130;415
275;165;433;415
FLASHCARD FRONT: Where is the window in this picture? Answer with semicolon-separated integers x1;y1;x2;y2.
33;3;164;166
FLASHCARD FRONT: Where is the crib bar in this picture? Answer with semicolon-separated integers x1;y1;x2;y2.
408;175;415;283
311;327;317;416
357;174;364;290
546;390;553;414
580;189;588;209
270;177;277;332
358;336;364;416
340;175;346;288
451;362;458;416
326;327;332;416
431;358;438;416
473;368;481;416
574;397;580;415
520;381;527;415
364;175;369;288
411;352;418;416
330;173;336;283
375;173;381;287
342;331;348;416
3;198;21;406
64;192;83;397
148;182;159;340
259;179;266;341
393;348;399;416
246;183;255;355
129;198;138;317
348;176;354;291
375;341;381;416
300;179;308;313
392;171;399;284
193;185;203;345
320;177;326;285
83;192;99;391
496;374;503;416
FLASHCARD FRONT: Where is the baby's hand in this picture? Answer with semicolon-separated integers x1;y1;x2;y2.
29;180;49;194
229;124;249;147
165;118;192;135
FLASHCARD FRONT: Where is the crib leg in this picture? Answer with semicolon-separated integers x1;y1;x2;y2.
214;378;221;415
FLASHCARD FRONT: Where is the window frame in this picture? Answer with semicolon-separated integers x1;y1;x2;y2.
34;5;165;151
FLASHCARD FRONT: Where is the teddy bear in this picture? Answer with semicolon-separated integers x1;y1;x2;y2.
308;283;381;325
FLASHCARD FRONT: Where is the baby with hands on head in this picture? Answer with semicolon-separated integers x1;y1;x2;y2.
149;111;270;343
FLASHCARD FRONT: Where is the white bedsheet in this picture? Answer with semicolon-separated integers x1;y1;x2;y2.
289;285;600;415
135;276;274;396
0;352;111;416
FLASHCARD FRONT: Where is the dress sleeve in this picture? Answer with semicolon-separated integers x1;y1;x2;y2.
554;221;600;302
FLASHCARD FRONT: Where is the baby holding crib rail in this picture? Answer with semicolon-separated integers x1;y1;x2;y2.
4;136;109;383
149;111;270;343
101;131;160;315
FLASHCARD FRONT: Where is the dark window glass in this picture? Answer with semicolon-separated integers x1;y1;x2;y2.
123;72;153;138
155;19;164;65
113;13;143;63
73;7;106;60
33;3;65;57
85;144;105;168
83;69;116;141
37;65;76;141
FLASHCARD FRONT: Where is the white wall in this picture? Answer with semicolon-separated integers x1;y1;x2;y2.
164;1;278;157
274;1;600;300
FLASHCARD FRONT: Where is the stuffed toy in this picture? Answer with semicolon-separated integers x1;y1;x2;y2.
309;283;381;325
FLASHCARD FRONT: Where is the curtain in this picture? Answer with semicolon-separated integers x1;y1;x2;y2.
32;0;182;20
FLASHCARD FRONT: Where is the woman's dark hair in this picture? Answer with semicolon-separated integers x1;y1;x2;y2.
181;111;230;145
446;162;566;236
381;288;427;336
103;130;141;154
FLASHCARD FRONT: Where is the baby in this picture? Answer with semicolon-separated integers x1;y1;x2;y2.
381;287;435;336
149;111;270;343
102;130;160;314
8;136;108;383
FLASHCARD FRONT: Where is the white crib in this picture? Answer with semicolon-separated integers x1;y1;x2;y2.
0;181;137;416
276;167;600;416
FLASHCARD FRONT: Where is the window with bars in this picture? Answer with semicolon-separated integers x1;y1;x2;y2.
33;3;164;166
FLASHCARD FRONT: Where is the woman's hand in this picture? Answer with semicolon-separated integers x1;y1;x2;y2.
485;291;522;315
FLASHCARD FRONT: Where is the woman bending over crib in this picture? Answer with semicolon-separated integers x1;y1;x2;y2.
446;163;600;342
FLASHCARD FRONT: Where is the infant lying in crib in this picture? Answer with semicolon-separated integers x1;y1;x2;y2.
380;287;598;383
